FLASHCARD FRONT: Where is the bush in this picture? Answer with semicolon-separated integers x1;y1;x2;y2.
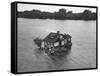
34;38;42;48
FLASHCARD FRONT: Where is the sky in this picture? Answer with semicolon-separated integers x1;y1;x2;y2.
18;3;96;13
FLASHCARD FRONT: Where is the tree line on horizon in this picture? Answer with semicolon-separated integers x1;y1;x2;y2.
17;8;97;20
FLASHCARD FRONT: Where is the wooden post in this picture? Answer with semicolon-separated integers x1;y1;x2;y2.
53;43;54;48
64;39;65;44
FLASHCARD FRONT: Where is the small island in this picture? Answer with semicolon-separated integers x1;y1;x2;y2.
18;8;97;20
34;31;72;55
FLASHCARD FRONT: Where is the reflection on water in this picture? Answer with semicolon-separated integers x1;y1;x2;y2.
18;18;96;72
34;48;71;70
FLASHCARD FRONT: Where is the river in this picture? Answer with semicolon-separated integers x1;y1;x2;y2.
17;18;96;72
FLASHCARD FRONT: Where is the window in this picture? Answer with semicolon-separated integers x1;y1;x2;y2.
62;41;65;45
54;42;59;46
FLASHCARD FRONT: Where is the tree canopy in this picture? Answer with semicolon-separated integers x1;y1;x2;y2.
18;8;96;20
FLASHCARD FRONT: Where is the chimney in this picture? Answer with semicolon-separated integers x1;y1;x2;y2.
57;31;60;34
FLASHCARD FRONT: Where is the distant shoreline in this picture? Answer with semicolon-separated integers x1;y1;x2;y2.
17;8;97;20
18;17;96;21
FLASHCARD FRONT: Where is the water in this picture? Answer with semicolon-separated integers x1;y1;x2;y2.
18;18;96;72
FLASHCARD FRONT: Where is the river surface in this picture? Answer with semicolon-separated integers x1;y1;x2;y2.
17;18;96;72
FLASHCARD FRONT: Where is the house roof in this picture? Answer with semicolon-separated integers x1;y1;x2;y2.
43;32;72;43
43;32;59;43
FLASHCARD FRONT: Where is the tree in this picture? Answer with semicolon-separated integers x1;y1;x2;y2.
34;38;42;49
59;8;66;13
83;10;91;14
55;8;67;19
82;10;92;20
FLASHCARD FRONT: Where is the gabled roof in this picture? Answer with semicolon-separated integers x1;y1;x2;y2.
43;32;72;43
43;32;59;43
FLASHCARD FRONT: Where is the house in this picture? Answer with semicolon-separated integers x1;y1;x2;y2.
41;31;72;50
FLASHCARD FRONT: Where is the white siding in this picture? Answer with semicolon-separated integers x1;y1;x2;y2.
41;41;44;48
62;41;65;45
54;42;59;47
